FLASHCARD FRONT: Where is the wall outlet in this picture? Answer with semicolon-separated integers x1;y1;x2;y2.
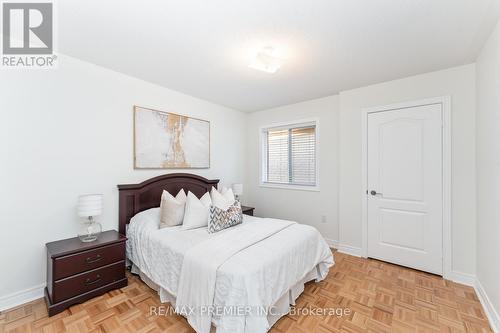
321;215;327;223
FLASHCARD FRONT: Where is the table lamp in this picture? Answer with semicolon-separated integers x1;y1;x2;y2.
77;194;103;242
232;183;243;202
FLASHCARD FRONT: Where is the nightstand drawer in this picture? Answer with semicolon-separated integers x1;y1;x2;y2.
52;261;125;303
53;242;125;280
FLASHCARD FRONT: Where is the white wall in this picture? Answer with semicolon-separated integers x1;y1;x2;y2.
245;96;339;243
475;19;500;323
338;64;477;275
0;55;246;304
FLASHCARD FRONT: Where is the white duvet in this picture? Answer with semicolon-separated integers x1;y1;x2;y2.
126;208;334;333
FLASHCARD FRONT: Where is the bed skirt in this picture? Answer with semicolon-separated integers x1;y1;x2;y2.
128;261;321;332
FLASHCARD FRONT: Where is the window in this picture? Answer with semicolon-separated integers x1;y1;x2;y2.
261;120;318;189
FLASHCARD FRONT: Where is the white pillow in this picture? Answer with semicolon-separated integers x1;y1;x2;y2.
182;191;212;230
162;188;187;202
159;189;187;228
223;188;235;202
210;187;235;210
219;187;235;201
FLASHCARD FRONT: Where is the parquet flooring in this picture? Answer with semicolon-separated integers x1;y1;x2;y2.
0;251;492;332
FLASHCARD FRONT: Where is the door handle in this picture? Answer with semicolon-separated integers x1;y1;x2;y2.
370;190;382;196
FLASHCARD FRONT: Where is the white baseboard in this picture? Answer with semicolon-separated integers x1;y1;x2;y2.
324;238;339;249
323;239;362;257
336;243;363;257
441;272;499;332
0;283;45;312
474;278;500;333
446;270;476;286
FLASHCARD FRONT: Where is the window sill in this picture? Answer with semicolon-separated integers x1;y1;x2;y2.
259;182;320;192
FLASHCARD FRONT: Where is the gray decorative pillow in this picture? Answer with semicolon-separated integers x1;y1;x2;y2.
208;201;243;233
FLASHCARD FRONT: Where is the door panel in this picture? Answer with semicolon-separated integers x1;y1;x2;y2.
367;104;443;274
380;119;424;201
379;208;425;251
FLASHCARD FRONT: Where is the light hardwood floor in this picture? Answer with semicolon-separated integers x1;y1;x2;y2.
0;251;492;333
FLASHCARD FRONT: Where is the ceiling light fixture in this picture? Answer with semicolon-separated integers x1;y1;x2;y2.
248;46;281;74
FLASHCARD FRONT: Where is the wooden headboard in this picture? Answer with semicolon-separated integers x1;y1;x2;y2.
117;173;219;234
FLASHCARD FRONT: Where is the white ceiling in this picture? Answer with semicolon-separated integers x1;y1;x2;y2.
59;0;500;112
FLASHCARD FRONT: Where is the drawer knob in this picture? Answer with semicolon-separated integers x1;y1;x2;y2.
85;254;103;264
84;274;102;286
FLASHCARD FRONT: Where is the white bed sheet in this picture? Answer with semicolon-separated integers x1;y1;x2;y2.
126;208;207;297
126;208;334;332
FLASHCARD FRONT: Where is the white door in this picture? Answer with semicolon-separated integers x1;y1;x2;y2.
367;103;443;274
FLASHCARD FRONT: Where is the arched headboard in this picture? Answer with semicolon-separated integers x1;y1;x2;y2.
117;173;219;234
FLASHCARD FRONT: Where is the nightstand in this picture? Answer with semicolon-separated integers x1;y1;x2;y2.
45;230;127;316
242;205;255;216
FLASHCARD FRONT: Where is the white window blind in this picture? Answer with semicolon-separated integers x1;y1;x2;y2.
263;122;317;186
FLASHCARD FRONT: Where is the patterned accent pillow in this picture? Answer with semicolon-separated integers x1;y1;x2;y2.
208;201;243;233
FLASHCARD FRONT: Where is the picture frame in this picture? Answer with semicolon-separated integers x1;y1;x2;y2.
133;106;210;169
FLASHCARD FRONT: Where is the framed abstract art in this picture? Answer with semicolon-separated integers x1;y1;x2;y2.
134;106;210;169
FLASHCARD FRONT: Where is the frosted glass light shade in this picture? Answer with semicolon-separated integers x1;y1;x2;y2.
232;183;243;196
248;47;281;74
77;194;103;217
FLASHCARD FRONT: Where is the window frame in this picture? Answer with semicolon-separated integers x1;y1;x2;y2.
259;118;320;192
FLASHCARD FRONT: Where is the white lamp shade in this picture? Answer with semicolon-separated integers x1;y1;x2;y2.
232;183;243;196
77;194;103;217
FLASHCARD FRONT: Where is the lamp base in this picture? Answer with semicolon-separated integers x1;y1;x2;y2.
78;217;102;243
79;234;98;242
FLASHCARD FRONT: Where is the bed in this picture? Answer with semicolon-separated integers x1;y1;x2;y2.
118;173;334;333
